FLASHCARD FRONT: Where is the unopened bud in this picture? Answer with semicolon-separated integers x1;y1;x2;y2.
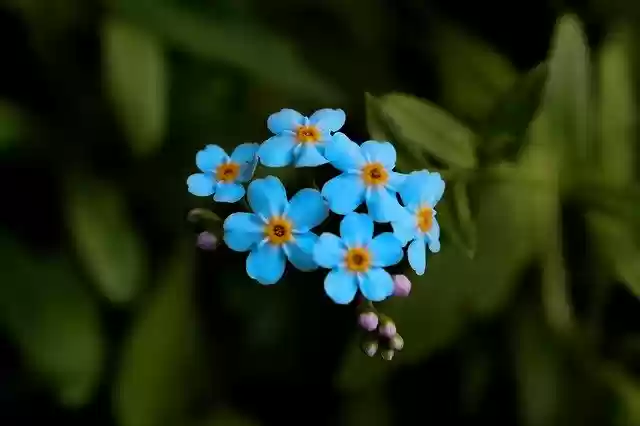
389;334;404;351
361;340;378;357
392;274;411;297
358;311;379;331
378;320;397;338
196;231;218;250
381;349;395;361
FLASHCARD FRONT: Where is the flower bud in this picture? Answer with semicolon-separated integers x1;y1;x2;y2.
392;274;411;297
378;319;397;338
389;334;404;351
196;231;218;250
361;340;378;357
358;311;379;331
381;349;395;361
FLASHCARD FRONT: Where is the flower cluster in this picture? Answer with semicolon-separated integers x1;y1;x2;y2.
186;108;445;356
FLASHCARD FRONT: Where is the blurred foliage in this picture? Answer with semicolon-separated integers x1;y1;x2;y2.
2;0;640;425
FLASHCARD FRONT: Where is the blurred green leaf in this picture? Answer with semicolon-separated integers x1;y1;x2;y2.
0;101;25;150
480;63;549;164
110;0;343;103
65;176;146;304
587;25;639;298
602;367;640;426
541;231;574;334
431;21;518;124
114;242;208;426
103;17;167;157
545;15;592;172
0;236;104;407
370;93;478;169
437;180;477;258
512;303;567;426
198;408;261;426
344;390;390;426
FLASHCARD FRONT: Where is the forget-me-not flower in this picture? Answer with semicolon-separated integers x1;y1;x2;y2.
258;108;346;168
391;170;445;275
187;143;258;203
223;176;329;285
313;213;404;304
321;133;406;222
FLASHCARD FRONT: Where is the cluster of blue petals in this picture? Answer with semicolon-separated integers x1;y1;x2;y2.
186;108;445;305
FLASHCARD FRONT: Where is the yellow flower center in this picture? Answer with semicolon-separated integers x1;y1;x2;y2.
361;162;389;186
264;216;293;245
215;162;240;182
416;206;433;232
345;247;371;273
295;125;321;143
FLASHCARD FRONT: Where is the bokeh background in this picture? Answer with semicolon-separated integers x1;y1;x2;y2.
2;0;640;425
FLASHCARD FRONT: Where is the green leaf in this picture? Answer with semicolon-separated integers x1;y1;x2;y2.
0;101;25;150
103;17;167;156
110;0;343;103
589;212;640;298
545;15;592;172
431;21;518;124
541;231;574;334
0;236;104;407
596;25;635;185
65;176;146;304
437;180;477;258
480;63;549;164
114;243;208;426
372;93;478;169
198;409;261;426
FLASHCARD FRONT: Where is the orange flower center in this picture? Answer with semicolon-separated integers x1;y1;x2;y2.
361;162;389;186
295;125;321;143
264;216;293;245
345;247;371;273
215;162;240;182
416;206;433;232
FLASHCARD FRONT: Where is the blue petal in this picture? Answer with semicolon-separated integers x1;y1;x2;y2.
247;176;288;218
365;187;405;222
294;144;329;167
339;213;374;247
408;237;427;275
258;135;297;167
287;188;328;232
246;243;286;285
196;145;227;172
324;132;365;172
387;172;407;191
238;161;257;183
391;209;418;246
187;173;215;196
223;212;264;252
267;109;305;134
427;218;441;253
324;269;358;304
369;232;404;267
360;268;394;302
321;173;365;215
285;232;318;271
313;233;347;269
213;182;245;203
360;141;396;169
399;170;446;209
231;142;259;164
308;108;346;133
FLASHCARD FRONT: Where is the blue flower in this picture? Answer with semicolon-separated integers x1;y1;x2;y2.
223;176;329;285
313;213;404;304
391;170;445;275
187;143;259;203
321;133;406;222
258;108;346;168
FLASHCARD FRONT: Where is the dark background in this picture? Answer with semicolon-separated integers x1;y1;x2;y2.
1;0;640;425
